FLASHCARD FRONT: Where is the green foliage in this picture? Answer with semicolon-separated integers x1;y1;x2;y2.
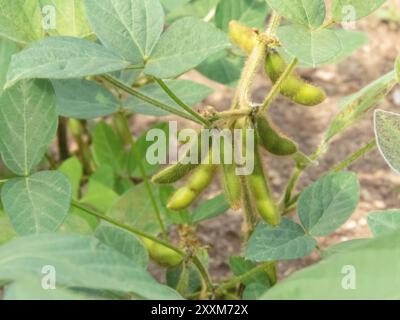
1;171;71;235
297;172;360;237
0;80;57;176
0;0;396;301
245;219;317;261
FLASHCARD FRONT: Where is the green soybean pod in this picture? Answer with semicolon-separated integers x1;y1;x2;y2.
140;237;183;267
228;20;258;55
246;145;281;226
265;51;327;106
220;138;242;210
256;116;298;156
235;117;280;225
152;133;204;184
167;151;218;211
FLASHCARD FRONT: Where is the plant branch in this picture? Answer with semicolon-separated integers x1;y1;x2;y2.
72;200;181;254
154;78;210;126
330;139;376;173
216;262;274;295
101;75;203;125
260;57;299;112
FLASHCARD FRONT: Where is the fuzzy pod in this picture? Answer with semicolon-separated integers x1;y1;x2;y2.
228;20;258;55
246;147;281;226
235;117;280;225
220;139;242;210
167;152;218;211
256;116;298;156
265;51;326;106
140;237;183;267
152;133;205;184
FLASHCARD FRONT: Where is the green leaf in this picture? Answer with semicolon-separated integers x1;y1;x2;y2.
320;238;368;259
297;172;360;237
95;224;148;268
245;219;317;262
125;79;213;116
84;0;164;64
107;184;170;236
39;0;93;37
4;279;97;300
0;38;19;94
81;167;119;213
331;0;387;22
229;256;270;286
325;71;397;142
396;56;400;82
243;282;270;300
278;25;341;66
163;0;219;23
145;17;231;78
92;122;126;175
368;210;400;236
266;0;326;28
322;29;368;65
52;79;119;119
5;37;131;88
261;231;400;299
0;80;57;176
1;171;72;235
0;0;43;44
0;233;182;299
374;109;400;174
191;194;230;224
59;210;95;235
0;206;16;245
215;0;269;31
196;51;243;87
58;157;83;199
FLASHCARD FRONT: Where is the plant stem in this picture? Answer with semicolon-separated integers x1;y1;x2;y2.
330;139;376;173
154;78;210;127
101;75;203;125
236;40;267;110
260;57;299;112
57;117;69;161
115;112;168;240
215;262;274;295
72;200;181;254
266;12;281;36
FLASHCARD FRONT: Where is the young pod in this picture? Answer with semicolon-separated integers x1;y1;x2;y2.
265;51;327;106
256;116;298;156
152;133;204;184
246;145;281;226
228;20;258;55
167;151;218;211
140;237;183;268
235;117;280;226
220;138;242;210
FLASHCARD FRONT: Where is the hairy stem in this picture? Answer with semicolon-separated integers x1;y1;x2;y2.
215;262;274;295
331;139;376;173
154;78;210;126
101;75;203;125
260;57;299;112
